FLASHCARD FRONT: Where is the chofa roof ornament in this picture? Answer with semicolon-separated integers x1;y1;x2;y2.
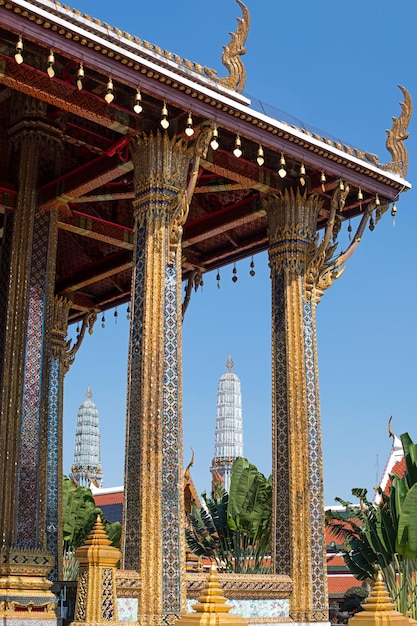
218;0;250;94
381;84;412;178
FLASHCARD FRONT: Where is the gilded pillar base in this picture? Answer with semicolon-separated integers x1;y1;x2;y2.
0;548;57;625
138;614;179;626
72;623;137;626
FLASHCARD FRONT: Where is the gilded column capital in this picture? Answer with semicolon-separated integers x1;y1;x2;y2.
265;188;322;277
131;131;193;213
8;93;64;157
131;129;206;265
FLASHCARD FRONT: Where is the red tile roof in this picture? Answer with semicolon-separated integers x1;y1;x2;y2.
94;491;124;506
384;458;407;494
328;575;362;596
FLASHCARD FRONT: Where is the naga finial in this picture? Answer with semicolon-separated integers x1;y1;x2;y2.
218;0;250;94
381;85;412;178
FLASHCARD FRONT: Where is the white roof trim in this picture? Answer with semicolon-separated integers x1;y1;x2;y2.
6;0;411;188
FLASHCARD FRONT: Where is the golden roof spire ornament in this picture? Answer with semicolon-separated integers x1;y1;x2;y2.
218;0;250;93
381;85;412;178
226;356;234;372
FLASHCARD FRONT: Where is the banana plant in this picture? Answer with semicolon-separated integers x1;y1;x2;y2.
62;476;122;579
326;432;417;619
227;457;272;571
185;458;272;573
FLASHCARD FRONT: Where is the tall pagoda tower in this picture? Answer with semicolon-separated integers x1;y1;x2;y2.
210;357;244;491
70;388;103;488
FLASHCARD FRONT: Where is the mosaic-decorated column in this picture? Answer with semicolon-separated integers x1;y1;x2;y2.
266;188;328;624
48;298;97;582
124;129;207;626
47;296;71;583
0;95;61;624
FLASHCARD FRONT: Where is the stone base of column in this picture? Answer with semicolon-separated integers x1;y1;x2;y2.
0;548;57;625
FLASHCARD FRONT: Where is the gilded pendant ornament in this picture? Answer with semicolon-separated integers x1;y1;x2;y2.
381;85;412;178
218;0;250;93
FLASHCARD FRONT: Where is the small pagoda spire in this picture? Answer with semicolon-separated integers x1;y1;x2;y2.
210;358;243;492
70;388;103;487
349;569;412;626
174;564;246;626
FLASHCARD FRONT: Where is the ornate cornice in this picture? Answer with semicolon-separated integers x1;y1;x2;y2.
186;573;293;600
0;546;55;577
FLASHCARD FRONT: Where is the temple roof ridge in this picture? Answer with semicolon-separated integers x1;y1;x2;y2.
27;0;249;103
4;1;412;178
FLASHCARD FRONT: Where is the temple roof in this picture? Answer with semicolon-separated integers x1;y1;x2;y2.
0;0;411;324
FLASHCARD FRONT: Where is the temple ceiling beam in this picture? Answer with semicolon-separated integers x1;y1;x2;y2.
58;212;134;250
56;250;132;293
38;152;133;212
201;151;280;194
185;235;268;273
183;194;263;246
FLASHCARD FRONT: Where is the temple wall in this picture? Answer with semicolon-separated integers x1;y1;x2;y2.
115;572;293;624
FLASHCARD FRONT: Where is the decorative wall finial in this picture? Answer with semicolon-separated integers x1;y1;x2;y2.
218;0;250;93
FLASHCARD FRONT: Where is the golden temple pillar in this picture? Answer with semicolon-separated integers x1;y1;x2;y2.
266;188;329;625
124;128;210;626
0;94;62;622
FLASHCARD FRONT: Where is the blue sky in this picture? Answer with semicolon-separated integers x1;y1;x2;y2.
63;0;417;506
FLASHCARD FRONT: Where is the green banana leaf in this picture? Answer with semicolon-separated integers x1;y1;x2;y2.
397;483;417;558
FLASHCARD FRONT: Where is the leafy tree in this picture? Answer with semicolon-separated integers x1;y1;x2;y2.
340;586;368;614
62;476;122;580
185;457;272;573
326;432;417;619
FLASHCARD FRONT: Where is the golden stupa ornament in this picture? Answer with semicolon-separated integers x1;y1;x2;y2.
174;564;246;626
218;0;250;94
349;569;412;626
